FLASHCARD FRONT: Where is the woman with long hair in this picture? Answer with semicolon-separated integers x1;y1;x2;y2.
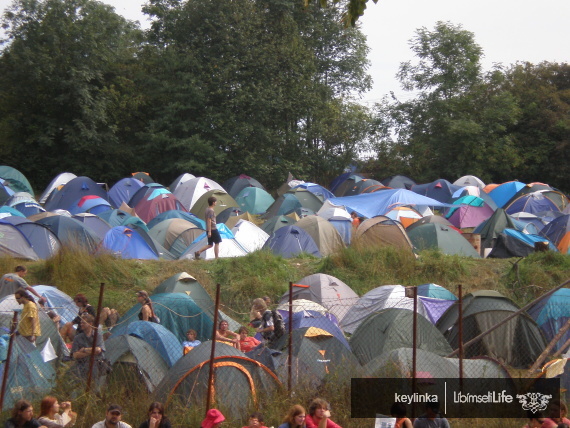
5;400;41;428
138;402;171;428
136;291;158;323
278;405;307;428
38;396;77;428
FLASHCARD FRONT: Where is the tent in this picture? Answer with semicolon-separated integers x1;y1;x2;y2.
436;290;547;368
5;220;61;260
343;179;385;196
505;192;561;215
132;172;154;184
104;334;170;392
222;174;266;198
284;310;349;349
108;177;145;208
327;189;451;220
453;175;485;189
445;196;495;229
12;202;45;217
231;219;269;253
235;187;275;214
0;166;33;194
541;214;570;254
405;215;453;232
154;341;280;419
146;210;204;230
36;215;101;253
169;173;196;193
278;273;358;323
69;195;112;215
0;223;40;260
488;229;557;258
149;218;204;258
489;181;527;208
190;190;238;221
411;179;462;203
291;183;334;200
72;213;112;241
270;327;361;387
381;175;416;190
294;216;345;256
350;308;452;366
34;285;77;326
134;192;187;224
416;283;457;301
407;223;481;258
102;226;162;260
262;225;321;258
39;172;77;204
173;177;225;211
384;206;423;228
474;208;532;251
98;209;148;232
110;292;214;342
341;285;430;335
260;215;297;234
128;183;168;208
527;289;570;352
352;216;414;253
332;174;364;197
0;336;56;411
179;224;249;260
44;176;109;212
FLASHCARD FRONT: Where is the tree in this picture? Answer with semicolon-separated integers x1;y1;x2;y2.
0;0;144;188
370;22;522;183
139;0;372;188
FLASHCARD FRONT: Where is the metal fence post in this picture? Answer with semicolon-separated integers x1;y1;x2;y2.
206;283;221;414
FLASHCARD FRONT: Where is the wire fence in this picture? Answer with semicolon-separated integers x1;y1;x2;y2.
0;279;569;421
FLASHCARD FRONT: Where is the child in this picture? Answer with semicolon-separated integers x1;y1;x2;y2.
182;329;201;354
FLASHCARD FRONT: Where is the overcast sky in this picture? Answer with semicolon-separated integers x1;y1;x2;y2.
1;0;569;105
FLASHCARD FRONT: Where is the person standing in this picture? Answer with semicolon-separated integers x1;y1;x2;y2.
91;405;132;428
15;289;41;344
1;266;46;304
195;197;221;259
136;291;159;323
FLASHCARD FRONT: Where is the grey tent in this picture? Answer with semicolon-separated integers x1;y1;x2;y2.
350;308;452;366
436;290;547;368
352;216;414;253
154;341;280;419
104;334;169;392
278;273;358;323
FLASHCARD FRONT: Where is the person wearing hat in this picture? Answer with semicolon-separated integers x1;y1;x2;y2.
200;409;225;428
92;405;132;428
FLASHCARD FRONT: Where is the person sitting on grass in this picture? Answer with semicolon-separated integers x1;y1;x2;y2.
215;320;240;350
238;326;260;353
38;396;77;428
242;412;268;428
305;398;342;428
5;399;44;428
182;329;201;354
278;405;306;428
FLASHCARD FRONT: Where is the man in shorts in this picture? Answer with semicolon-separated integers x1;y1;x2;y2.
195;196;221;259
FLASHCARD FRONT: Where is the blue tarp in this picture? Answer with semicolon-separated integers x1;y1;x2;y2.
327;189;452;219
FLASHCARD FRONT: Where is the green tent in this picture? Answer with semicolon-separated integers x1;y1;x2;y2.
0;166;33;194
235;187;275;214
407;223;481;257
436;290;547;368
350;308;452;366
190;190;238;221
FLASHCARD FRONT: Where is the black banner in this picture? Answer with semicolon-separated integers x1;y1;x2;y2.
351;378;560;418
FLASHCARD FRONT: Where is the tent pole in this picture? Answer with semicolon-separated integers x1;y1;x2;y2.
0;311;18;411
206;283;221;414
86;282;105;393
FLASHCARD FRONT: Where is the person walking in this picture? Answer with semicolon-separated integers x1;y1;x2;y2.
195;197;221;259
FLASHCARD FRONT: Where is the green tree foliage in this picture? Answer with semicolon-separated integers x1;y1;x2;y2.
139;0;372;188
0;0;144;188
370;22;522;183
500;62;570;190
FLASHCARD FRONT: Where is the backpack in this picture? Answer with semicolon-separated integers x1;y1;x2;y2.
271;309;285;339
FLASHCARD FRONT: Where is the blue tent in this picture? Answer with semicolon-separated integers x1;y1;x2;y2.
102;226;160;260
108;177;145;208
72;214;112;241
0;337;56;411
417;283;458;301
327;189;451;219
36;215;101;253
489;182;526;208
12;202;45;217
527;289;570;352
263;225;321;258
124;320;183;367
488;229;558;258
411;179;462;203
44;176;109;211
110;293;214;343
33;285;77;326
284;310;349;349
291;183;334;200
505;192;560;215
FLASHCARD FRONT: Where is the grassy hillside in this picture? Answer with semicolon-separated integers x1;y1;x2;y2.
2;248;569;427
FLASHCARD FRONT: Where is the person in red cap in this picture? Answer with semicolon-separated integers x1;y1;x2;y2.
201;409;225;428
